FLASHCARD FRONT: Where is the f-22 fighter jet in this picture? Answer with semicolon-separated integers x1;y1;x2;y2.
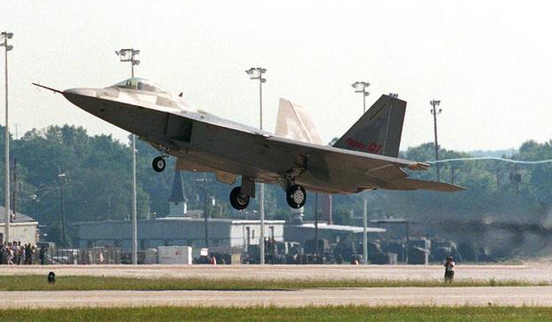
34;78;463;210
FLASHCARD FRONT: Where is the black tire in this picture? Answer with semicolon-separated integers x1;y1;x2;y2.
152;156;166;172
286;185;307;209
230;186;250;210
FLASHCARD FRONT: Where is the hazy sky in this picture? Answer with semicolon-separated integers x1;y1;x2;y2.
1;0;551;151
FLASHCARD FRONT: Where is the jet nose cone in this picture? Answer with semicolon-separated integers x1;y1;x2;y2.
63;87;97;98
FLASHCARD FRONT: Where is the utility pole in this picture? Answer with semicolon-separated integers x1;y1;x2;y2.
246;67;267;265
511;164;520;194
115;48;140;264
430;99;442;181
1;32;13;243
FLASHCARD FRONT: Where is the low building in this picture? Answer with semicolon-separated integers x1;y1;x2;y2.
285;222;385;245
0;206;39;245
74;217;285;254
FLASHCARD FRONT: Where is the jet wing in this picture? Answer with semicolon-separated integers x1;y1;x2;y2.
259;135;459;193
378;178;465;192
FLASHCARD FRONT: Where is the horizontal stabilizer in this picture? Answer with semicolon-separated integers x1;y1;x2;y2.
385;178;465;192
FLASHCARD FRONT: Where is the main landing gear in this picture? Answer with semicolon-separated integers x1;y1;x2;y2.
229;186;250;210
286;184;307;209
229;177;254;210
152;156;166;172
227;177;307;210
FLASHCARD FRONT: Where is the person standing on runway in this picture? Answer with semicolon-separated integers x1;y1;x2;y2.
444;256;455;283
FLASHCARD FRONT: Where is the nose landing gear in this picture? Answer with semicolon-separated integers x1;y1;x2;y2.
152;156;166;172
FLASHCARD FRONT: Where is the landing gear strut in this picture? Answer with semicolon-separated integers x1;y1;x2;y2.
152;156;166;172
229;186;250;210
286;184;307;209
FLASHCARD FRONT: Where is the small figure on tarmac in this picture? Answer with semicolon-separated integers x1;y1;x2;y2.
444;256;455;283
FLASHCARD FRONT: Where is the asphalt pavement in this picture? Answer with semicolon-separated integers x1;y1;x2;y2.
2;287;552;308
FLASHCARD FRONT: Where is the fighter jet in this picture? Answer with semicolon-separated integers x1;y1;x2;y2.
34;78;463;210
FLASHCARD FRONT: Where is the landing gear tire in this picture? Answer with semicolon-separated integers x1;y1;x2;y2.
286;185;307;209
230;187;250;210
152;156;166;172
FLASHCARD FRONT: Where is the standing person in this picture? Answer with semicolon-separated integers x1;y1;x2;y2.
19;243;25;265
25;244;33;265
444;256;455;283
0;241;5;264
7;242;14;265
12;241;19;265
39;246;47;265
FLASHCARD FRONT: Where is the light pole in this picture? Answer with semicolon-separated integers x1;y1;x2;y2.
430;99;442;182
352;80;370;264
57;169;67;246
246;67;267;265
116;48;140;264
352;81;370;113
1;31;13;243
314;193;319;257
195;175;214;248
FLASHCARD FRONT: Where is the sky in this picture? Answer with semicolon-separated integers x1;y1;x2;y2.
1;0;551;152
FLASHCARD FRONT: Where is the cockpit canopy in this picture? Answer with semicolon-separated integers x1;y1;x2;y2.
111;78;168;94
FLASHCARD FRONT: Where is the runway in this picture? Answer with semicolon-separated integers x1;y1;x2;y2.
2;287;552;308
1;263;552;283
2;264;551;309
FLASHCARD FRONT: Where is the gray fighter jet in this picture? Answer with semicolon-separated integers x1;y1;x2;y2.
34;78;463;210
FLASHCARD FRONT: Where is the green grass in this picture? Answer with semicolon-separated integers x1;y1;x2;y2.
0;275;547;291
1;306;552;322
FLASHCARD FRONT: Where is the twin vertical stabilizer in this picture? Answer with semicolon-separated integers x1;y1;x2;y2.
275;98;324;145
333;95;406;157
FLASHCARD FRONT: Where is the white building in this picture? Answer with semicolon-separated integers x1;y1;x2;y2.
74;217;285;254
0;206;39;245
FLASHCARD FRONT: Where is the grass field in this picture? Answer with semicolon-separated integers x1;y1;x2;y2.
1;306;551;322
0;275;546;291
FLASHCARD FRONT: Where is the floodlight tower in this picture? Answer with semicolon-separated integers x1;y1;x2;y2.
1;31;13;243
116;48;140;264
352;81;370;113
194;175;213;248
430;99;442;182
352;80;370;265
246;67;267;265
57;170;67;246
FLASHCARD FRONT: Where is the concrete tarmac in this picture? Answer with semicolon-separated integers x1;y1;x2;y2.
2;287;552;308
3;264;552;309
1;264;552;282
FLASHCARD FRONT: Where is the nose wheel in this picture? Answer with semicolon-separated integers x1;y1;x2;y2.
230;186;250;210
286;185;307;209
152;156;166;172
